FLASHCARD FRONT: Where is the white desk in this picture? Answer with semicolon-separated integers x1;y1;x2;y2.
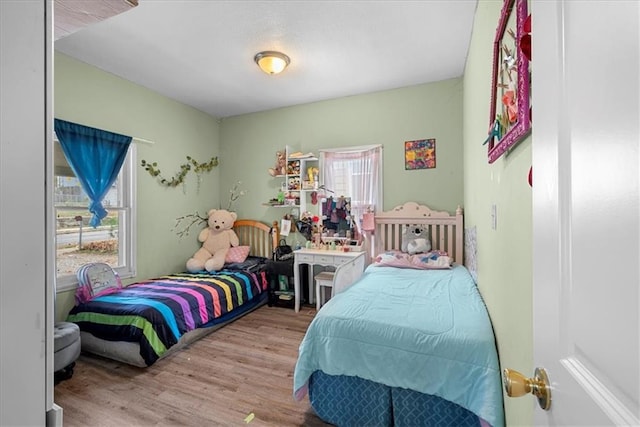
293;248;364;312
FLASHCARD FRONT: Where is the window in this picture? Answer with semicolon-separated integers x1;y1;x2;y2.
319;145;383;232
54;139;136;291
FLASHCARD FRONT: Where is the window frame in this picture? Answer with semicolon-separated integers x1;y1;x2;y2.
319;145;383;213
54;142;137;292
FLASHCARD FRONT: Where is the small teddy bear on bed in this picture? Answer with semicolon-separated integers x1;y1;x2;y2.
401;225;431;255
186;209;239;273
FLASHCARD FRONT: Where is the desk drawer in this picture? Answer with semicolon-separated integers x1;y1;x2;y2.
297;253;316;263
333;256;350;266
314;255;335;264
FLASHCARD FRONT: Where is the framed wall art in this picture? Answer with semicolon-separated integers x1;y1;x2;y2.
486;0;531;163
405;138;436;170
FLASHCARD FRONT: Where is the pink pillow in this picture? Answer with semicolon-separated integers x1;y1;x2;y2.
225;246;250;264
373;250;452;270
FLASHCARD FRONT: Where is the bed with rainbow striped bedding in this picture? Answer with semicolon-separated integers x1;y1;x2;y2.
67;270;268;366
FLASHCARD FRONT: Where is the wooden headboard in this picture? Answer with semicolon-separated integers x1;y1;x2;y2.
374;202;464;264
233;220;279;259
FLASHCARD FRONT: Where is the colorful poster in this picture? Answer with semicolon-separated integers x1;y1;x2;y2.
404;138;436;170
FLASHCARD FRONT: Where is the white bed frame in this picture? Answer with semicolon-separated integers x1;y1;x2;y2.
332;202;464;297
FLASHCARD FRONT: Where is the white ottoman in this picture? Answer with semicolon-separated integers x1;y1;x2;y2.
54;322;81;382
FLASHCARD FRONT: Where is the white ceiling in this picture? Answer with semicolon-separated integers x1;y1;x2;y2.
54;0;478;119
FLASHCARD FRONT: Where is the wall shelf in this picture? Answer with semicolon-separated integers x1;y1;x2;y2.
264;146;319;215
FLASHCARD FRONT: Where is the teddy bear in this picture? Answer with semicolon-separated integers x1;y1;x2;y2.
268;150;286;177
401;225;431;255
186;209;239;273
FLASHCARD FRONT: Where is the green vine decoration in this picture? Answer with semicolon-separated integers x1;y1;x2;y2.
140;156;219;188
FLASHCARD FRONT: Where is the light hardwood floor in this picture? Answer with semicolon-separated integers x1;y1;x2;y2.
54;305;331;427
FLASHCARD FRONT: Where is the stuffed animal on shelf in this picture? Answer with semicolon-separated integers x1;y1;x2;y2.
186;209;239;273
268;150;287;177
401;225;431;255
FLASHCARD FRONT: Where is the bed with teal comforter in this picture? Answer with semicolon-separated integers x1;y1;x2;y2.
294;264;504;427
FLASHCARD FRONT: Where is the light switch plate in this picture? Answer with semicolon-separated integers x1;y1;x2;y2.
491;204;497;230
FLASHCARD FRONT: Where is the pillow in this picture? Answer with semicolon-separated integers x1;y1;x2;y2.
401;225;431;255
373;250;452;270
225;246;250;264
224;256;265;272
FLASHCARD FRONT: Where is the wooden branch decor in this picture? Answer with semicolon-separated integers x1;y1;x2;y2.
172;211;208;238
140;156;218;188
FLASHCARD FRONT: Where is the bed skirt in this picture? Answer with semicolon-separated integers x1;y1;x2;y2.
308;370;484;427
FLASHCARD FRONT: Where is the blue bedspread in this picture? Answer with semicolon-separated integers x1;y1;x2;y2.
293;265;504;427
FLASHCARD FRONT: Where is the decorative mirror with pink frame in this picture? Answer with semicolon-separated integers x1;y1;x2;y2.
486;0;531;163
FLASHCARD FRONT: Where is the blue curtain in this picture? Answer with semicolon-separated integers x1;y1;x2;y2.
54;119;132;228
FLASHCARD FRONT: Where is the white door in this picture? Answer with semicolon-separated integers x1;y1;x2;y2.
531;1;639;425
0;0;54;425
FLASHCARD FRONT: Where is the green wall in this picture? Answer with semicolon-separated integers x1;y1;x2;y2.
219;78;465;234
463;1;533;425
54;11;533;422
53;54;464;320
54;52;222;320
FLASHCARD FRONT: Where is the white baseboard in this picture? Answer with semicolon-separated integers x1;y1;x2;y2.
46;403;63;427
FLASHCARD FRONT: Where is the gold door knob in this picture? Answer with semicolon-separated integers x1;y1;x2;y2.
503;367;552;410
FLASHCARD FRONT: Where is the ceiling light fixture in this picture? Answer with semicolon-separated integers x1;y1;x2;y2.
254;51;290;75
